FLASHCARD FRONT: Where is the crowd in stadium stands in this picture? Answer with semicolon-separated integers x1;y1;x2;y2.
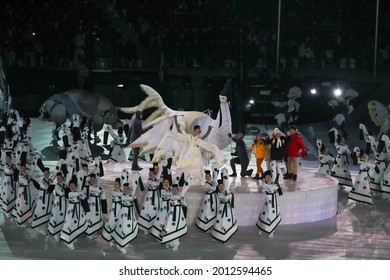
1;0;389;70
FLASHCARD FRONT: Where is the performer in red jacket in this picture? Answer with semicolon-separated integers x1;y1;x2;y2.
284;125;306;180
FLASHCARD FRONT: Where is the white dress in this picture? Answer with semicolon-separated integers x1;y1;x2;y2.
149;187;171;240
60;190;88;244
0;162;17;214
112;194;139;248
348;160;373;205
138;178;161;233
161;193;188;244
85;184;107;236
256;182;282;235
331;143;353;187
107;127;126;163
368;151;387;193
102;190;122;242
317;153;334;176
381;164;390;194
47;182;68;236
31;177;55;228
195;180;217;232
210;191;238;243
78;127;93;165
12;173;34;225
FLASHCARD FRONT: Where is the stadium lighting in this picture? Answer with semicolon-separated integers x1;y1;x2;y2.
334;88;342;97
310;88;317;95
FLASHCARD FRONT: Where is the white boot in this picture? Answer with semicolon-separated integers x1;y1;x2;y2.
258;230;262;236
109;241;115;247
268;232;274;238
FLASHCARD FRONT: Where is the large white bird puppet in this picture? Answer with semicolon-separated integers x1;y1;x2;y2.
120;81;233;155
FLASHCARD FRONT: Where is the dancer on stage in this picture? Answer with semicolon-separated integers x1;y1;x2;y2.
31;167;55;235
105;125;126;163
329;127;353;189
163;176;192;251
149;176;172;241
102;178;123;246
60;179;89;250
379;135;390;200
111;172;141;254
210;167;238;243
195;163;219;232
138;167;161;236
347;148;373;206
85;173;107;239
256;170;282;238
48;172;69;241
152;125;227;186
316;139;334;176
77;117;93;165
367;135;387;195
1;153;17;220
12;164;35;226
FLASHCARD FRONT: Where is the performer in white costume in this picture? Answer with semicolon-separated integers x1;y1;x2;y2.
256;170;282;238
85;173;107;239
163;176;192;251
60;179;89;250
77;117;93;165
379;135;390;199
12;164;35;226
149;177;172;241
102;178;123;245
329;128;353;188
31;167;55;235
1;153;17;219
195;163;219;232
48;172;69;241
138;167;161;236
111;171;141;254
105;125;126;163
210;167;238;243
316;139;334;176
347;148;374;206
152;125;227;186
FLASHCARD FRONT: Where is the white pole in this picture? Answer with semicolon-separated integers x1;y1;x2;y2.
276;0;281;75
374;0;379;78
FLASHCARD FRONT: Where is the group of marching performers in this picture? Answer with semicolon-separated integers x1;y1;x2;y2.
316;124;390;206
0;108;289;254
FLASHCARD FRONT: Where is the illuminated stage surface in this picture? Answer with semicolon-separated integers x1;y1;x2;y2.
1;118;390;260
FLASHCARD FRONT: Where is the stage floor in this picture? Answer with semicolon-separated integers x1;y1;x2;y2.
1;118;390;260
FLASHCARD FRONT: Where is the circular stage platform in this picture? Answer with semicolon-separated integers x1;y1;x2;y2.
42;160;339;227
185;170;339;226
